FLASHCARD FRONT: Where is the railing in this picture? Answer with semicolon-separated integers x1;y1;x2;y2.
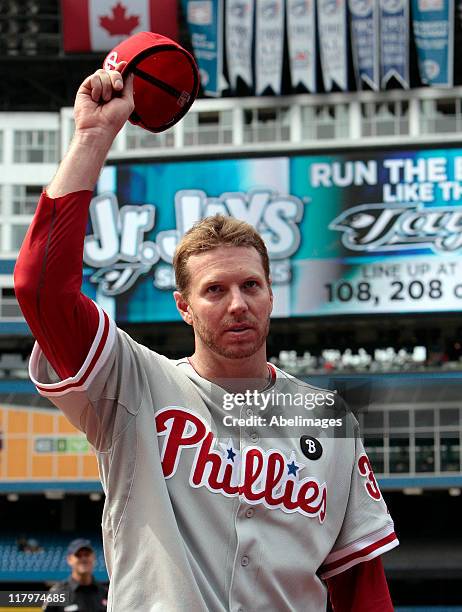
55;86;462;159
0;297;22;320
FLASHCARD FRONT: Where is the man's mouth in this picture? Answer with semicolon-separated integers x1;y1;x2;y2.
225;324;255;334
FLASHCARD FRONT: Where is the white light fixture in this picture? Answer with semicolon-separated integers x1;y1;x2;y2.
449;488;461;497
89;493;102;502
44;490;65;500
403;487;423;496
7;493;19;502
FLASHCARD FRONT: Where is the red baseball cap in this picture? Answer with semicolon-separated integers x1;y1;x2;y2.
103;31;200;133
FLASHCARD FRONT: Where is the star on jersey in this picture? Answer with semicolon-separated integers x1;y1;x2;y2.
220;439;238;463
287;461;299;476
287;452;304;477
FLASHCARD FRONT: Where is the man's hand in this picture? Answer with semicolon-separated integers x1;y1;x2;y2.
74;61;135;143
47;63;135;197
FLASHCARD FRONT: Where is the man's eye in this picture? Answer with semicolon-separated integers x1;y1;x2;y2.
244;280;258;288
207;285;221;293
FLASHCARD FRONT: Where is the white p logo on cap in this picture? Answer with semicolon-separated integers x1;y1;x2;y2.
104;51;119;71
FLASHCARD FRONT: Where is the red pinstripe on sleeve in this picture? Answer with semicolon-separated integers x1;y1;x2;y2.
14;190;99;380
319;523;398;579
29;302;116;397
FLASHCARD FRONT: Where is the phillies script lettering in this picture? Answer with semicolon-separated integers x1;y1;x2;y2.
156;407;327;522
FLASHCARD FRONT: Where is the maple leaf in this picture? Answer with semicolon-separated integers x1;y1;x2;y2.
99;2;140;36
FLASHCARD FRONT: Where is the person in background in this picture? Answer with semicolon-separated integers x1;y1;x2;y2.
43;538;107;612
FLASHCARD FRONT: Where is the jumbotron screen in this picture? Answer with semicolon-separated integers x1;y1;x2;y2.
82;147;462;321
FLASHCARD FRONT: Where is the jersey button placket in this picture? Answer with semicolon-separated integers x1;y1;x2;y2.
230;408;256;612
230;407;265;611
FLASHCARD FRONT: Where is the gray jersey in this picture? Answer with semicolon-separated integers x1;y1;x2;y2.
30;304;398;612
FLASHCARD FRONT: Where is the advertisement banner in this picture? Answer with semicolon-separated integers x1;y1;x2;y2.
286;0;317;92
84;149;462;321
349;0;380;90
0;405;98;483
411;0;454;87
225;0;254;90
380;0;410;88
317;0;348;91
182;0;223;96
255;0;285;94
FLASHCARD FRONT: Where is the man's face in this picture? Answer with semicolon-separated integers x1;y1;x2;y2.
67;548;95;578
175;246;273;359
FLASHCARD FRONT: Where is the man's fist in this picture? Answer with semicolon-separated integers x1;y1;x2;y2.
73;61;135;142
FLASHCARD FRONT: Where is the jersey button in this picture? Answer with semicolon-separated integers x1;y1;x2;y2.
250;432;259;443
246;408;253;417
245;508;254;518
241;555;249;567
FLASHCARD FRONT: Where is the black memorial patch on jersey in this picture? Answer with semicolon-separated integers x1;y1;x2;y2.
300;435;323;460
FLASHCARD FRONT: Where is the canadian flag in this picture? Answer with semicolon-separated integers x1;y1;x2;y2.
61;0;178;52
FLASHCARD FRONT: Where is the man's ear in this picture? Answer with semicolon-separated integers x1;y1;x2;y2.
268;277;274;314
173;291;193;325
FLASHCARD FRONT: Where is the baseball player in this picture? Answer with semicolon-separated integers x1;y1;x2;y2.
15;65;398;611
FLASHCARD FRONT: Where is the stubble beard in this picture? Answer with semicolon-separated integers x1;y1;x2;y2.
193;314;270;359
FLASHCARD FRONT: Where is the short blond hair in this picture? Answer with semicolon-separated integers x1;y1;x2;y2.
173;215;270;297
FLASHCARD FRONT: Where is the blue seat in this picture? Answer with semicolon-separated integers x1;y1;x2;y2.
0;532;108;581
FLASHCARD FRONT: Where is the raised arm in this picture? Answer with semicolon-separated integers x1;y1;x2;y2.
14;66;134;379
47;64;133;197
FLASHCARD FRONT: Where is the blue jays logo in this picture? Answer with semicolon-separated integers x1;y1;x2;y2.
422;59;440;81
329;202;462;253
320;0;341;15
261;0;279;19
349;0;373;17
290;0;309;17
230;1;249;18
380;0;405;14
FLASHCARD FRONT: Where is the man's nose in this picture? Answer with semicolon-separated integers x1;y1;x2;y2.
227;287;248;314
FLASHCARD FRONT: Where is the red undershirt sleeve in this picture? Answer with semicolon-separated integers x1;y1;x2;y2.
14;190;99;380
326;557;394;612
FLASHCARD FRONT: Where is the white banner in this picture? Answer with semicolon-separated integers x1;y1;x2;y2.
286;0;317;91
317;0;348;91
255;0;285;94
225;0;255;90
